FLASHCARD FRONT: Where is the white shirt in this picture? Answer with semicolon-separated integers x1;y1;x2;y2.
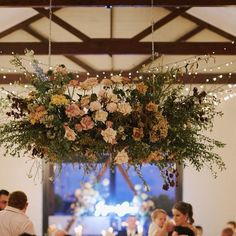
0;206;35;236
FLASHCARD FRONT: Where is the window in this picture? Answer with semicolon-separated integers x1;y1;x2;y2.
43;163;182;234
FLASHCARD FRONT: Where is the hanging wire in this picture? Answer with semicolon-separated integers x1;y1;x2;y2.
48;0;53;68
151;0;155;63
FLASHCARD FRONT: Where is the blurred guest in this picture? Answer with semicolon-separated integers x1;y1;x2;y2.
148;209;173;236
0;190;35;236
226;221;236;234
171;201;197;236
0;189;9;210
195;226;203;236
117;215;140;236
221;228;234;236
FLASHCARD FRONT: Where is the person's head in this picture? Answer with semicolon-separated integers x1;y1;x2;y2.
0;189;9;210
196;225;203;236
126;215;137;230
151;209;168;228
172;201;194;226
221;228;234;236
227;221;236;231
8;191;28;212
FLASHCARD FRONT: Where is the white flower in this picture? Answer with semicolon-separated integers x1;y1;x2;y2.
95;110;108;123
101;127;117;144
117;102;132;115
115;149;129;164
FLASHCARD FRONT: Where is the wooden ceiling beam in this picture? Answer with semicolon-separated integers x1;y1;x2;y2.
176;25;205;42
24;27;96;73
1;73;235;84
0;9;60;39
165;8;236;42
1;0;236;7
1;41;236;55
34;8;90;41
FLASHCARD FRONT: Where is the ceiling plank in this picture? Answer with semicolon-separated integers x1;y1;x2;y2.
1;41;236;55
132;8;190;41
34;8;91;41
1;0;236;7
1;73;235;84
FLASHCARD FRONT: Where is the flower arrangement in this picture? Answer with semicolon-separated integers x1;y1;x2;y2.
0;50;225;189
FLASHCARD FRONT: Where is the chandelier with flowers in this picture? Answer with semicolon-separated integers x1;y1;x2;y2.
0;50;225;189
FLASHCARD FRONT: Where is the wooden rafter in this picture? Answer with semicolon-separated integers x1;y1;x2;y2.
1;73;236;84
1;41;236;55
0;0;236;7
176;25;205;42
0;9;60;38
24;27;96;73
166;8;236;41
34;8;90;41
132;8;190;41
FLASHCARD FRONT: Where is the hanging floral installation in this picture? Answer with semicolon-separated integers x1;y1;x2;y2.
0;50;225;189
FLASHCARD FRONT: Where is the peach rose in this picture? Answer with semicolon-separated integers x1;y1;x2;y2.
117;102;132;115
65;103;84;118
106;102;118;113
115;149;129;164
89;101;102;111
75;123;83;132
95;110;108;123
101;127;117;144
80;115;94;130
64;123;76;141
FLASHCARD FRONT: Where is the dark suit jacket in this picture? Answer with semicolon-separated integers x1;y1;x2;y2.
174;226;195;236
117;229;139;236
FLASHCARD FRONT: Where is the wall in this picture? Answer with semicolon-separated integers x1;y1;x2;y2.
0;97;236;236
183;97;236;236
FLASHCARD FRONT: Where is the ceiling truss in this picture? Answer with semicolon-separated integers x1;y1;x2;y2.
0;4;236;84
